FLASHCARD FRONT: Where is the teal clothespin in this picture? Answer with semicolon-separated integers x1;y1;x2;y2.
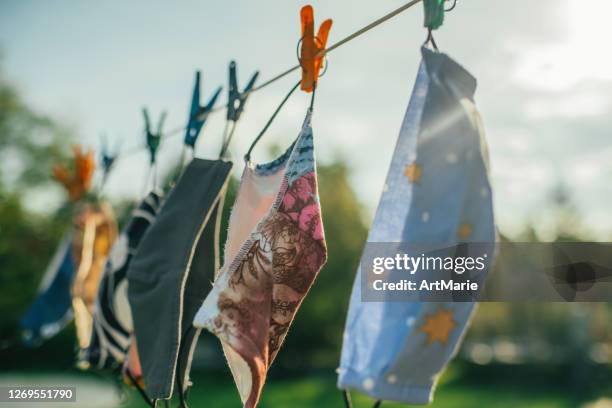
227;61;259;123
100;133;120;177
423;0;445;30
142;108;167;165
184;71;222;149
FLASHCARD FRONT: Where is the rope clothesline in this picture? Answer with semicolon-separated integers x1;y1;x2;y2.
116;0;425;160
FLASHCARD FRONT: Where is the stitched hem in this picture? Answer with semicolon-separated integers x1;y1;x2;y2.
338;367;433;405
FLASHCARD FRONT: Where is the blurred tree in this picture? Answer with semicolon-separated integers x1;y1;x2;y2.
0;67;73;344
0;74;72;192
549;182;584;242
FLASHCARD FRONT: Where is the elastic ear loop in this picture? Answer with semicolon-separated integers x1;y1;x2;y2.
424;27;439;50
219;119;238;158
244;33;323;161
342;389;382;408
124;368;154;407
142;159;158;197
342;389;353;408
244;80;301;162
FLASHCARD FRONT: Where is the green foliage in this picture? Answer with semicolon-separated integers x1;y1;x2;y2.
120;363;605;408
0;73;72;192
0;192;67;333
0;71;73;342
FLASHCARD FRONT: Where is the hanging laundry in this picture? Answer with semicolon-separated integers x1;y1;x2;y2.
20;234;75;346
193;110;327;408
127;158;232;401
79;191;163;370
19;145;96;346
71;201;117;352
337;46;496;404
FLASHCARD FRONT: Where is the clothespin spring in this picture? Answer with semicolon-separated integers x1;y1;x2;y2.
296;37;329;107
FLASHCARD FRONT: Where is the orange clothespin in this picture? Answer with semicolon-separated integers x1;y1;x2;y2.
53;145;96;202
299;5;332;93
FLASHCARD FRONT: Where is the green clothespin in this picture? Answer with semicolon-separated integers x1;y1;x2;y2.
423;0;445;30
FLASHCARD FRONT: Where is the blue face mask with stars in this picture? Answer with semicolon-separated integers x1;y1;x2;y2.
337;46;496;405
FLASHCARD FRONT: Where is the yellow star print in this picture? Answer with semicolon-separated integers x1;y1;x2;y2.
420;308;456;345
404;162;422;184
457;223;472;240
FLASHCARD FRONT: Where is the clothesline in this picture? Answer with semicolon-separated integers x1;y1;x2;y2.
20;3;490;408
117;0;426;159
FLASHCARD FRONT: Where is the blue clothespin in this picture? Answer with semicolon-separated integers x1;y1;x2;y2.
100;134;120;177
226;61;259;122
184;71;222;148
143;108;166;165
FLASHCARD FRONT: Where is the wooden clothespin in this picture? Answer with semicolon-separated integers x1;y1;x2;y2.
299;5;332;93
142;108;166;165
184;71;222;148
226;61;259;123
53;145;96;202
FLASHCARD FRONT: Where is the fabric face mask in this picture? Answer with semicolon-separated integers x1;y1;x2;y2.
71;201;117;352
79;191;163;370
127;158;232;402
337;46;496;404
193;110;327;408
20;233;75;346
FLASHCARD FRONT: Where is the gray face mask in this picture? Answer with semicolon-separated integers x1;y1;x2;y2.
127;158;233;402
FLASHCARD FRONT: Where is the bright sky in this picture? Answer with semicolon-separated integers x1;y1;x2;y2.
1;0;611;239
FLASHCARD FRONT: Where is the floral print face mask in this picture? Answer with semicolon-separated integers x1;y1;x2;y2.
193;110;327;408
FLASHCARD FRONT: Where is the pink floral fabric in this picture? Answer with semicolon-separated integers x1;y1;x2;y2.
202;171;326;408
